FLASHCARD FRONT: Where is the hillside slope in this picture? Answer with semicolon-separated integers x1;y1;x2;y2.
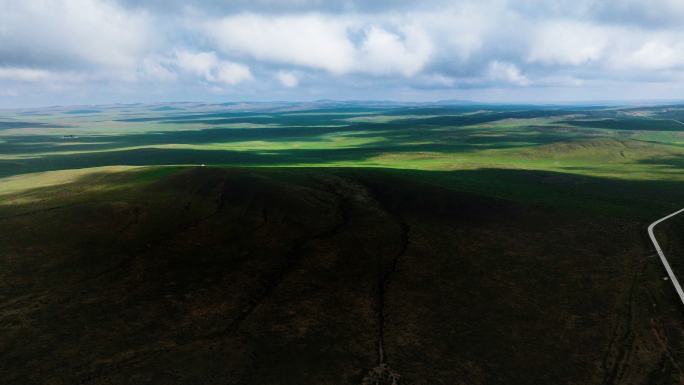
0;167;682;385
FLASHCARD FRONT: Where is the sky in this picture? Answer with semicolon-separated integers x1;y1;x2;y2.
1;0;684;107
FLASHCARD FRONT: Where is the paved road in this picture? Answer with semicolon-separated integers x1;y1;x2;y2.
648;208;684;306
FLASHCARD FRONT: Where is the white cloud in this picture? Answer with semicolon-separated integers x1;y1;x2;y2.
593;0;684;26
620;38;684;70
0;67;87;83
534;75;585;87
4;0;684;105
174;50;252;85
0;0;152;71
214;61;253;85
0;67;53;82
527;19;684;75
203;13;432;77
412;4;498;63
420;73;457;87
142;56;177;81
528;21;608;66
277;71;299;87
175;51;219;78
205;14;356;74
486;61;529;86
357;26;432;77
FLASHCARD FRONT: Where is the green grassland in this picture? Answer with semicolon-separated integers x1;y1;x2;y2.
3;103;684;181
2;166;684;384
3;102;684;384
3;102;684;214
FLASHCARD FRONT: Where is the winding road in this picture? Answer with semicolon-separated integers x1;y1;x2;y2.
648;208;684;306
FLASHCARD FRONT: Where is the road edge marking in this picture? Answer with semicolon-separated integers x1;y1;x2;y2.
648;208;684;306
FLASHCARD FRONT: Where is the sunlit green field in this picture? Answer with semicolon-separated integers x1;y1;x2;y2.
3;101;684;216
4;103;684;384
3;103;684;177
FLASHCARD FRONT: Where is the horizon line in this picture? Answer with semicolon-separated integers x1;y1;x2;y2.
3;98;684;111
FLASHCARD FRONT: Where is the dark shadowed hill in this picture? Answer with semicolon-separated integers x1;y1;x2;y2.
0;167;683;385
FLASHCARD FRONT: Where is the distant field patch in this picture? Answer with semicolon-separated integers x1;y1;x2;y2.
566;118;684;131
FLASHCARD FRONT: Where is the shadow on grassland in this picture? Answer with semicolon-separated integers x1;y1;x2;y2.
0;130;582;178
0;114;593;157
0;121;68;129
637;154;684;169
3;165;684;220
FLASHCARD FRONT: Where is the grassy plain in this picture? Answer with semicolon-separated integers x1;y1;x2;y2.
3;101;684;215
3;103;684;181
2;102;684;384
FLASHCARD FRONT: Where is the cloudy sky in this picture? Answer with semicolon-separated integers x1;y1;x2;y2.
2;0;684;107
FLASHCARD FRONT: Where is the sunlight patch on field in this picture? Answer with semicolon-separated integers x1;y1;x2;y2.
343;115;442;123
0;166;144;203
